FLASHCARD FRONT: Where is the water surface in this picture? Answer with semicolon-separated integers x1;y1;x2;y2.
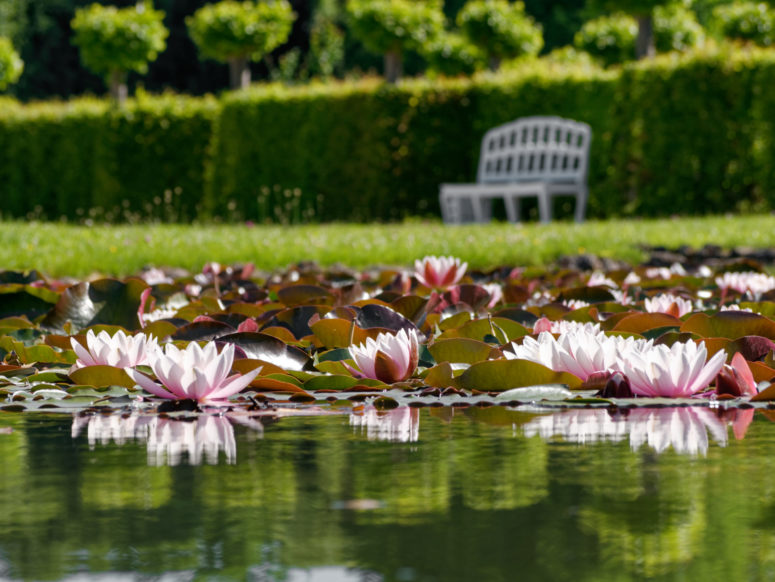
2;404;775;581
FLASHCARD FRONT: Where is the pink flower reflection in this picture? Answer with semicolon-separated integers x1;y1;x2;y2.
71;413;263;465
522;407;733;456
349;406;420;442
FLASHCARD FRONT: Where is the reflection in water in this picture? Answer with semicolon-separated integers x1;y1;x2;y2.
522;407;746;455
349;406;419;442
71;413;262;465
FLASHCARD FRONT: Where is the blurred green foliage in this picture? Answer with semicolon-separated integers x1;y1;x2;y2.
71;2;168;80
456;0;544;69
186;0;295;64
710;1;775;45
0;36;23;89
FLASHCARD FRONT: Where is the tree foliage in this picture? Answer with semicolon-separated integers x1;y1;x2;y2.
71;2;168;79
575;6;703;66
186;0;295;63
0;36;23;90
456;0;543;69
710;2;775;46
345;0;445;56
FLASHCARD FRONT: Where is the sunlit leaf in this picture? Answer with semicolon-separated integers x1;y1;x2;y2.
69;365;136;389
43;278;148;332
219;332;314;371
457;360;582;391
428;338;499;365
681;312;775;340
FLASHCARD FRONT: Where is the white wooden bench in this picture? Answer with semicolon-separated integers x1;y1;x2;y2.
439;116;592;224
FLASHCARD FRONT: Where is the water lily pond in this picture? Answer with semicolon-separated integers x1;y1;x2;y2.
5;253;775;579
3;403;775;581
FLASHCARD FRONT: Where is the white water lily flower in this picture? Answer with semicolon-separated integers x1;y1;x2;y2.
643;293;694;317
72;329;158;369
587;271;617;288
506;329;652;381
618;340;726;398
126;342;261;403
716;271;775;299
349;328;420;383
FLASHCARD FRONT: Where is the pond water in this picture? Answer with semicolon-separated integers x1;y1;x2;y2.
2;404;775;581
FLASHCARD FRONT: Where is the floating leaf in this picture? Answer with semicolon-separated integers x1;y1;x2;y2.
277;285;333;307
310;319;370;348
457;360;582;392
681;312;775;340
304;375;360;391
495;385;574;401
440;317;528;342
612;313;683;334
69;365;136;389
355;304;418;333
43;278;148;332
219;332;314;371
558;286;616;303
428;338;499;365
171;320;235;342
422;361;455;388
263;305;328;339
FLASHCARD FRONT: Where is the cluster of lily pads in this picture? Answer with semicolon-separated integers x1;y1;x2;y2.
4;254;775;418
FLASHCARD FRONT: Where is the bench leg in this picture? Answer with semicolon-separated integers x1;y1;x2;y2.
503;196;520;223
537;188;552;223
574;188;587;222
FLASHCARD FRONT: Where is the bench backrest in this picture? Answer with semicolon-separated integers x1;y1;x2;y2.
476;116;591;184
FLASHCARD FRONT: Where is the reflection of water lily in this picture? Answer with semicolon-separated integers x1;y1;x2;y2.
523;407;730;456
348;329;419;383
71;330;157;369
350;406;419;442
619;341;726;398
414;255;467;289
71;413;258;465
126;342;261;403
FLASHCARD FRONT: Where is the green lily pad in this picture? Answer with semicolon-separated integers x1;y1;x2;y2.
69;365;136;389
681;311;775;340
428;338;499;365
457;359;582;392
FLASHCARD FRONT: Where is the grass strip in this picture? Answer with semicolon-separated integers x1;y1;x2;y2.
1;215;773;278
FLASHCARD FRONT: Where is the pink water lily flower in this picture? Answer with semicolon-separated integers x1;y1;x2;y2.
414;255;467;289
348;328;420;384
619;341;727;398
72;329;158;369
125;342;261;403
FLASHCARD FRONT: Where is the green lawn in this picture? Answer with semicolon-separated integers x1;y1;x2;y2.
1;215;773;278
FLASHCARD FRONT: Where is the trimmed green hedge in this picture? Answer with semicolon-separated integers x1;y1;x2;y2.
0;93;217;222
5;47;775;223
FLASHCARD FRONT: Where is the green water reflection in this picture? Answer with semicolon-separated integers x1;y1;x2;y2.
2;405;775;581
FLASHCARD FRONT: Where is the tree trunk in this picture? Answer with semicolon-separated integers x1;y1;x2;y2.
109;70;128;105
636;15;656;60
228;57;251;89
384;50;402;84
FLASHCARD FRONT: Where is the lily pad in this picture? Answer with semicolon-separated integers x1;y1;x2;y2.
457;360;582;392
428;338;499;365
219;332;314;371
69;365;136;389
495;385;574;401
43;278;148;332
